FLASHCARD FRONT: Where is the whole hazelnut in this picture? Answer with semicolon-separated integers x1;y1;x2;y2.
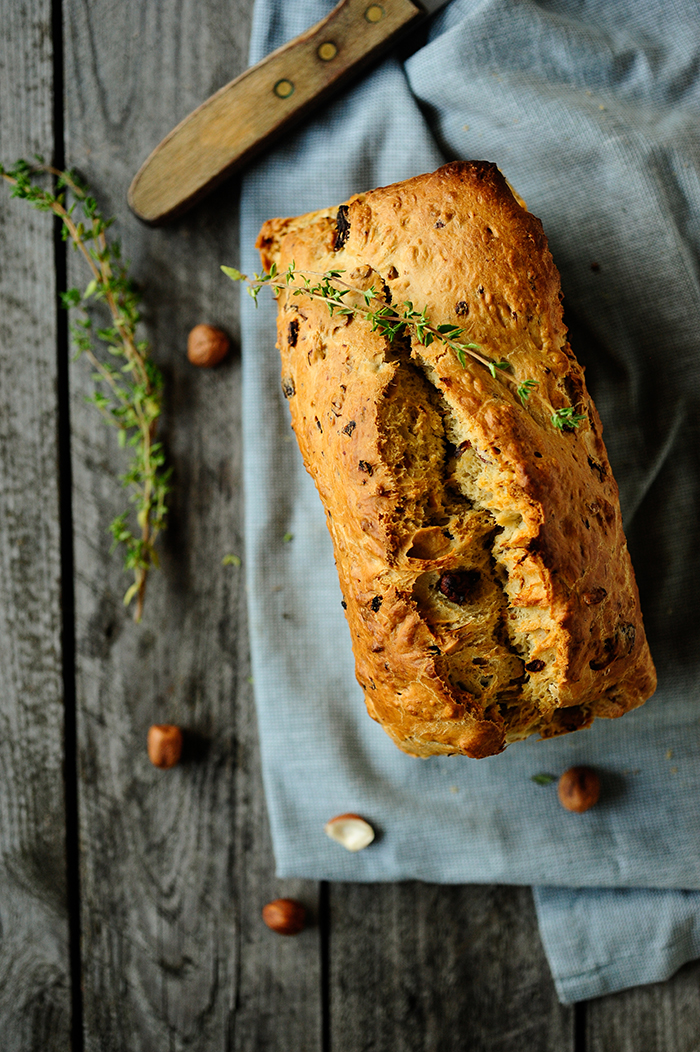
147;724;183;769
262;898;306;936
558;766;600;813
187;324;230;368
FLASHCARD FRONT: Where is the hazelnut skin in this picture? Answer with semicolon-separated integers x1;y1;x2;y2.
147;724;183;769
187;324;230;368
262;898;306;936
558;766;600;813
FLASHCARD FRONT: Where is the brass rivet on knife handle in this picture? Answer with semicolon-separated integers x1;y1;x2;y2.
365;5;386;21
128;0;424;225
273;79;295;98
317;41;339;61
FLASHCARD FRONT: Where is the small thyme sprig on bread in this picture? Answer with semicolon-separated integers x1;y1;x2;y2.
223;263;584;430
551;406;588;430
1;158;171;622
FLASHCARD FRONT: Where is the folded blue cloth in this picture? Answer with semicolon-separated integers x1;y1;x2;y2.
239;0;700;1003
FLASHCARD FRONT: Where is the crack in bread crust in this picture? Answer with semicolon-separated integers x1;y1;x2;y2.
257;161;657;758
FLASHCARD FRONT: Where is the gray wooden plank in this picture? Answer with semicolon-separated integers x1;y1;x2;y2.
329;882;574;1052
0;2;72;1049
586;959;700;1052
63;0;323;1048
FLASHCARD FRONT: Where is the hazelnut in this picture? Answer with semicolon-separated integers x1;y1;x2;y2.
262;898;306;936
187;324;230;367
147;724;183;769
558;766;600;813
324;813;375;851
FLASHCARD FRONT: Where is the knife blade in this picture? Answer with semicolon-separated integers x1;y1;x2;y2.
128;0;451;225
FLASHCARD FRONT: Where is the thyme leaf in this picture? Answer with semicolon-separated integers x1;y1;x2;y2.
1;158;171;621
551;406;587;431
517;378;539;403
223;264;586;431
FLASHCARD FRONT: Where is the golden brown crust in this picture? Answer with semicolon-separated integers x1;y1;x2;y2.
257;161;657;758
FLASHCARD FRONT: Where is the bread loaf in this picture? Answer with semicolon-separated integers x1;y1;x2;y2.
256;161;656;759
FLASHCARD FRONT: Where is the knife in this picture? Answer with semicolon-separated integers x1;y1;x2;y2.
128;0;450;225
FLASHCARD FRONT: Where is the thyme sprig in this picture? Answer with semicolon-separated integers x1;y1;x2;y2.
551;406;587;430
1;158;171;622
223;263;584;430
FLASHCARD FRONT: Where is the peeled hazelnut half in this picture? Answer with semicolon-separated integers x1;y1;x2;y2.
324;813;375;852
262;898;306;936
147;724;183;769
558;766;600;813
187;324;230;367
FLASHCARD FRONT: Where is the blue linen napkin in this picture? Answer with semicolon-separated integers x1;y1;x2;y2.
239;0;700;1003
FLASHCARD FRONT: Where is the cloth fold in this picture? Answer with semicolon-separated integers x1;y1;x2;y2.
239;0;700;1003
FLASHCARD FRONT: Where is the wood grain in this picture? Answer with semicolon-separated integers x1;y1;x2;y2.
586;960;700;1052
1;0;698;1048
128;0;424;223
63;0;322;1047
0;2;72;1048
328;883;574;1052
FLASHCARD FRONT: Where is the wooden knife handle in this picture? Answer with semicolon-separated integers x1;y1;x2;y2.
128;0;424;225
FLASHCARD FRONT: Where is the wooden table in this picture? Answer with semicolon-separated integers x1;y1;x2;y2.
1;2;698;1048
